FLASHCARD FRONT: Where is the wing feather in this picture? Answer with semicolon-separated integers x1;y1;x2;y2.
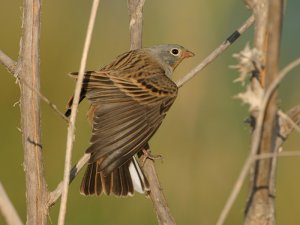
72;50;178;175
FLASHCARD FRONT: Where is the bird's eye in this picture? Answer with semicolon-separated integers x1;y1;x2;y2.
170;48;180;56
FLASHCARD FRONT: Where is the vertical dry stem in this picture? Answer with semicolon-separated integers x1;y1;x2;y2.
127;1;177;224
245;0;283;224
127;0;145;50
18;0;48;224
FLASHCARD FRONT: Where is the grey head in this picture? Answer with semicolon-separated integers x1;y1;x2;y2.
146;44;194;77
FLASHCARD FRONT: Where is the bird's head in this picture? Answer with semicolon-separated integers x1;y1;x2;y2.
148;44;194;76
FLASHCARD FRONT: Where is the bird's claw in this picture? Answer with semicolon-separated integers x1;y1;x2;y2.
140;149;164;166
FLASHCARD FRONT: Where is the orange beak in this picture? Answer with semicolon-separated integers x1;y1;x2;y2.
182;49;195;58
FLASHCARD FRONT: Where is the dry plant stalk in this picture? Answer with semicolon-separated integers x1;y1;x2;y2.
18;0;48;224
244;0;283;224
0;1;49;224
127;0;177;224
0;0;49;224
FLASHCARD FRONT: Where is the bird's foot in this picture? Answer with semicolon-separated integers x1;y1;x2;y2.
140;149;163;166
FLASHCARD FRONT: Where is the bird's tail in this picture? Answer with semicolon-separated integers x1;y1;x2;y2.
80;157;149;196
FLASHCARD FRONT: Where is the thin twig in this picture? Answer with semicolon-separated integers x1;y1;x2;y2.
176;15;255;88
278;110;300;134
216;152;253;225
20;78;69;123
47;154;90;207
253;151;300;160
0;182;24;225
0;50;68;123
216;57;300;225
57;1;100;225
0;50;17;74
279;105;300;142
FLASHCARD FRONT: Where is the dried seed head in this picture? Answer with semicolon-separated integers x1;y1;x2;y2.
231;44;262;85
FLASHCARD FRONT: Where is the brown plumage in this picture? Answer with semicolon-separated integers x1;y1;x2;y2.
66;44;194;197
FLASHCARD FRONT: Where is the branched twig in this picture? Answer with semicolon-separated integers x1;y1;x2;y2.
57;0;100;224
176;15;255;88
0;182;23;225
216;58;300;225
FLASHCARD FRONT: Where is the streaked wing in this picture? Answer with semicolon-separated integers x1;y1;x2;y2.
83;50;177;105
82;51;178;175
87;101;163;175
85;71;177;105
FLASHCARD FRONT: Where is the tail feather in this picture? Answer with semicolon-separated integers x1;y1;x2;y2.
129;157;149;193
80;157;149;197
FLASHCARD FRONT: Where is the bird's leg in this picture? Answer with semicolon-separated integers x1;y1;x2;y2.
139;148;164;166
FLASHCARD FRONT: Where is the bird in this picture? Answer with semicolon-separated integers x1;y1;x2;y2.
65;44;194;197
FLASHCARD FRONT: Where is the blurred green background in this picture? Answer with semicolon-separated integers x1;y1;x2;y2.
0;1;300;225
